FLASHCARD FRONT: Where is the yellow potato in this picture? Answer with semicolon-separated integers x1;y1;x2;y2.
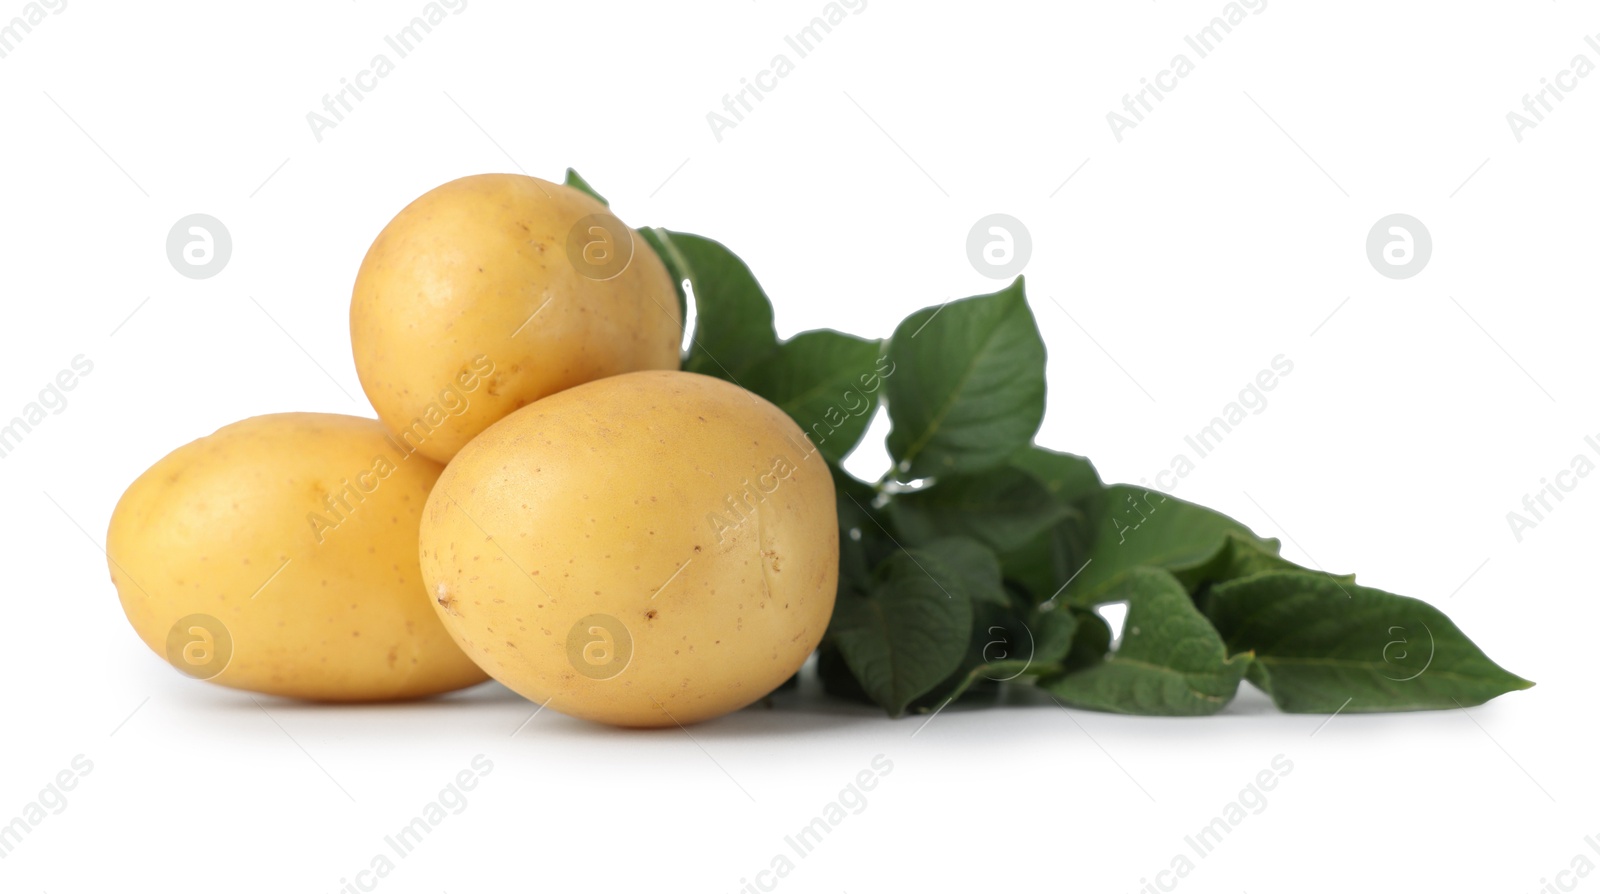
108;413;488;701
350;173;682;463
419;371;838;727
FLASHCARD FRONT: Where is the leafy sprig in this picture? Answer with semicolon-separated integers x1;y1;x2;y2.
576;170;1533;718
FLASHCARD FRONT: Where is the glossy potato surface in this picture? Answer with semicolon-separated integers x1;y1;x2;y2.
108;413;489;700
350;174;682;463
419;371;838;727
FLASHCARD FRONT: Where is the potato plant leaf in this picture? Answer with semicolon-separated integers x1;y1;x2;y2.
563;168;607;206
1062;608;1112;674
828;541;985;716
1010;446;1102;503
1043;569;1250;715
1204;572;1534;713
742;331;888;464
1065;485;1279;607
637;227;690;326
933;605;1079;706
888;466;1077;554
921;537;1008;608
1173;533;1334;595
998;449;1102;603
644;230;778;377
608;184;1531;719
885;278;1046;481
817;642;874;705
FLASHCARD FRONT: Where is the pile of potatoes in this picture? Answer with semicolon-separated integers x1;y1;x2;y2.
109;174;838;727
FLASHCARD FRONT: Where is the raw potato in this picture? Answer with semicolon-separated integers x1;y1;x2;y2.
108;413;488;701
350;173;682;464
419;371;838;727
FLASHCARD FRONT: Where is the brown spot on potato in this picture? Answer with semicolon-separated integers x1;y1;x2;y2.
435;582;461;615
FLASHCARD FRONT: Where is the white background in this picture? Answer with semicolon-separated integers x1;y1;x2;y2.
2;1;1595;891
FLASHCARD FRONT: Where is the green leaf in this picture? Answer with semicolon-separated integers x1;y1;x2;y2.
652;231;779;380
828;546;978;717
888;467;1075;554
1028;605;1081;666
817;642;874;705
1065;485;1279;607
916;597;1017;708
885;278;1046;480
998;449;1102;602
830;464;910;603
999;514;1094;606
741;331;889;464
1204;571;1534;713
563;168;607;206
1011;446;1102;503
832;465;883;601
904;537;1007;608
637;227;690;326
1173;533;1322;594
1062;608;1112;674
934;605;1078;705
1042;569;1250;716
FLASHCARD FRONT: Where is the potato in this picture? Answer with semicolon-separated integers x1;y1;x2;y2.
108;413;488;701
350;173;682;464
418;371;838;727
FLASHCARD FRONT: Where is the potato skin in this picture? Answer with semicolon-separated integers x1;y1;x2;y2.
419;371;838;727
350;174;682;463
108;413;488;701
